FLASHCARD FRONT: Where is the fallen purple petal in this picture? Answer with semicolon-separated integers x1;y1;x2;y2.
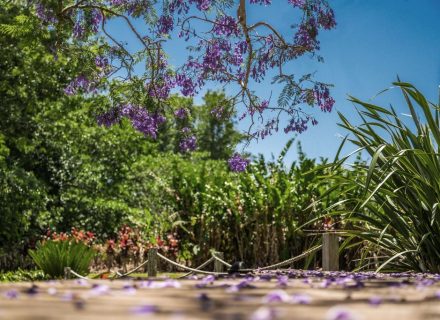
131;304;158;315
4;289;19;299
250;306;277;320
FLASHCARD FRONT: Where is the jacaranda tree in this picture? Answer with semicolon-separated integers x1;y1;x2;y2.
32;0;336;170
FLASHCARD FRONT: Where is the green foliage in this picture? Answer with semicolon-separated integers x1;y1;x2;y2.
0;269;48;282
195;91;244;160
29;240;95;278
328;82;440;272
136;141;333;267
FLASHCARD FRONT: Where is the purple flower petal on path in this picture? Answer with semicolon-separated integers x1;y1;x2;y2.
368;296;382;306
47;287;57;295
276;275;289;287
325;307;359;320
61;292;74;301
75;279;89;286
262;290;291;303
89;284;110;296
4;289;19;299
292;293;311;304
435;290;440;299
131;304;158;315
250;306;277;320
122;286;137;295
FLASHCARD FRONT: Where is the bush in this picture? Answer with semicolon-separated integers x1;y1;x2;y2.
29;240;95;278
331;82;440;272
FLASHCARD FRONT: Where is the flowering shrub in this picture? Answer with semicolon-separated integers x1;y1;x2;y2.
96;226;180;272
31;0;336;168
29;229;96;278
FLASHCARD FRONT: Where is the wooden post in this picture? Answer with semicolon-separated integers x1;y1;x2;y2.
322;233;339;271
147;248;158;278
64;267;71;280
214;252;224;273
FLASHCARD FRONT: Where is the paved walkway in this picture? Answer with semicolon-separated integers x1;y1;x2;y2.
1;274;440;319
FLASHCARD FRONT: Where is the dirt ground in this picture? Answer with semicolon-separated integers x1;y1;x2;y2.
1;273;440;320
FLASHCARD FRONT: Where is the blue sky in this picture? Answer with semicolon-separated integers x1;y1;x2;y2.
109;0;440;164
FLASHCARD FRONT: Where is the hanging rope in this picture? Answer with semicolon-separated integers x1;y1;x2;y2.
115;259;149;278
64;244;323;280
156;252;228;275
64;267;92;281
211;252;232;268
177;256;215;279
251;244;322;271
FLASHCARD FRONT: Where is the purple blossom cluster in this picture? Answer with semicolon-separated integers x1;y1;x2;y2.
36;0;337;163
121;104;166;138
91;9;103;33
35;4;57;24
288;0;306;7
294;18;320;52
64;75;94;96
179;135;197;153
213;15;240;37
97;107;120;127
250;0;272;5
314;84;335;112
174;108;188;119
228;153;250;172
157;15;174;35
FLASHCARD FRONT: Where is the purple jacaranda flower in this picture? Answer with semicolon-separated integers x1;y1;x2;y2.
122;285;137;295
292;293;311;305
196;275;216;288
4;289;19;299
89;284;110;296
368;296;382;306
174;108;188;119
435;290;440;299
75;279;89;286
143;279;182;289
276;275;289;287
262;290;291;303
157;15;174;35
61;292;74;301
250;0;272;5
228;153;250;172
210;106;224;119
288;0;305;7
250;306;277;320
197;293;213;311
47;287;57;295
131;304;158;315
179;135;197;153
25;285;39;295
213;15;240;37
226;279;256;293
325;307;359;320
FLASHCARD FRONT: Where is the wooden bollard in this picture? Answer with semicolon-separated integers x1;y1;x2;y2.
147;248;158;278
214;252;224;273
322;233;339;271
64;267;71;280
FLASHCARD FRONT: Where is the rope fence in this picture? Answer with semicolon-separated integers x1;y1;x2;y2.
64;233;341;280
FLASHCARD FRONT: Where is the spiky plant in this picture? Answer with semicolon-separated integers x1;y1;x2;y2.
328;82;440;272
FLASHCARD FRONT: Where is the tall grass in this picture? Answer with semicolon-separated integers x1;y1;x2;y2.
327;82;440;272
29;240;95;278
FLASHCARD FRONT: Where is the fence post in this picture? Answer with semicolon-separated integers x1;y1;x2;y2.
64;267;71;280
322;233;339;271
214;252;224;273
147;248;158;278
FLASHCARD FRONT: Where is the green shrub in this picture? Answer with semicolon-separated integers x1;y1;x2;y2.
29;240;95;278
329;82;440;272
0;269;48;282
